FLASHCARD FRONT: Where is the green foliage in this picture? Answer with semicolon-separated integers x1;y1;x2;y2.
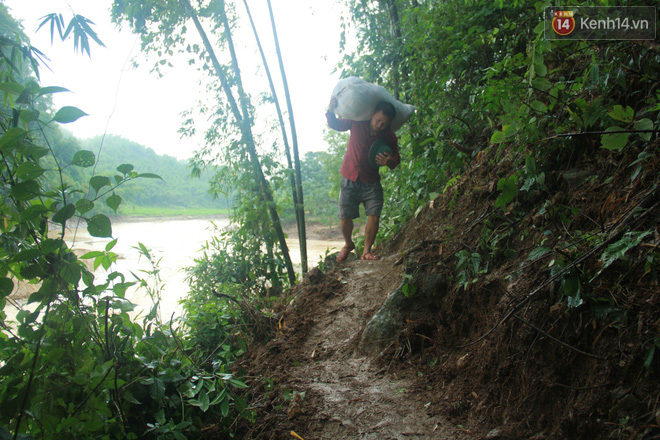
598;231;652;275
494;174;518;209
339;0;658;246
37;13;106;57
78;135;230;214
0;21;250;439
455;250;487;291
401;274;417;298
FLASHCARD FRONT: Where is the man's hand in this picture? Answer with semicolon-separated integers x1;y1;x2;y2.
328;97;338;113
375;152;392;167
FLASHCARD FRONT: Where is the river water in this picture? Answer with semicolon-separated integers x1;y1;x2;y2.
7;217;344;323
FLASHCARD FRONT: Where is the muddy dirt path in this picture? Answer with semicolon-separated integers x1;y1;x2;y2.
274;254;473;440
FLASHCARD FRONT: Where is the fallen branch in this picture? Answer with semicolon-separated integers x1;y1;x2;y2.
548;129;659;139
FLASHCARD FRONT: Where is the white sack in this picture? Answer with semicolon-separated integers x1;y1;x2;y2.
331;76;415;132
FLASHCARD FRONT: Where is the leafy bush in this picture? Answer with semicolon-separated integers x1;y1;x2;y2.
0;19;250;439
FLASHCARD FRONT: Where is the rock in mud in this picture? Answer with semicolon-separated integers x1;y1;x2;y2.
359;280;408;353
360;257;448;353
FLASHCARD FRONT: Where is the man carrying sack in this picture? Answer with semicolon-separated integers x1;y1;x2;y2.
326;97;401;262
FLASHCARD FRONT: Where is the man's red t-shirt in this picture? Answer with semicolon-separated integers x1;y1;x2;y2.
326;112;400;183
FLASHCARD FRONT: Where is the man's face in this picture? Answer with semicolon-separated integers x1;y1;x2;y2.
370;111;392;134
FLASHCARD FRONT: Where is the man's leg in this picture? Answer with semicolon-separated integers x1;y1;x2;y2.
362;214;380;259
337;218;355;262
341;217;354;247
337;178;358;262
361;181;384;260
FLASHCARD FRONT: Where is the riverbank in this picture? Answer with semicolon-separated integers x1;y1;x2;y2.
115;206;230;218
109;212;342;242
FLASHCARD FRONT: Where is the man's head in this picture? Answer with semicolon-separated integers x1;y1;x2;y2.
370;101;396;134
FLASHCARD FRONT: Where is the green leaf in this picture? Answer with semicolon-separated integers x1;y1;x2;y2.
80;251;105;259
534;62;547;77
52;106;88;124
607;105;634;123
590;64;600;84
234;395;248;413
90;176;111;193
601;126;629;150
532;77;551;91
0;127;27;152
106;238;118;252
52;204;76;225
117;164;134;175
137;173;163;180
60;260;81;285
76;198;94;215
87;214;112;238
106;193;122;213
113;282;134;300
533;21;545;34
600;231;651;270
36;86;70;97
633;118;654;141
563;274;581;301
220;395;230;417
402;283;417;297
10;180;40;201
16;162;46;180
19;110;39;125
525;155;537;173
0;81;24;95
644;338;660;371
19;204;50;223
494;174;518;208
530;101;547;113
0;277;14;298
228;378;249;389
43;347;66;363
490;130;506;143
528;246;551;261
71;150;96;167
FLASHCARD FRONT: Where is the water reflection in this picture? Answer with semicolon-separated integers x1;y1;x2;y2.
66;217;343;320
5;217;344;324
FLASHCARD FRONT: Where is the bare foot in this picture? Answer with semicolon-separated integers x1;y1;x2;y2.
361;252;381;261
337;243;356;262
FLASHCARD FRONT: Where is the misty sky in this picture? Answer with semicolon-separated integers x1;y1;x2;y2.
5;0;345;160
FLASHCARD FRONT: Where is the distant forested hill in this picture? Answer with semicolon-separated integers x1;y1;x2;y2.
76;134;230;215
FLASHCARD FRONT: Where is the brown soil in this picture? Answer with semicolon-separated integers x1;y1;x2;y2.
237;254;472;439
233;140;659;439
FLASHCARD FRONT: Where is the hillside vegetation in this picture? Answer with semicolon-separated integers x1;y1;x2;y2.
232;1;660;438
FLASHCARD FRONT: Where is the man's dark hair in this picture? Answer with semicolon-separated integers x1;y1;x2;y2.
374;101;396;120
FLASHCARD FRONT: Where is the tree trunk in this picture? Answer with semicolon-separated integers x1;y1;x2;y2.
182;0;296;285
266;0;308;274
242;0;303;273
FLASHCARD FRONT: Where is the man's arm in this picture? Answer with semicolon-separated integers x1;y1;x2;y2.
375;133;401;169
326;97;351;132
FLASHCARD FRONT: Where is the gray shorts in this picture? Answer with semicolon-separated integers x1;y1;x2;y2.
338;177;384;219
